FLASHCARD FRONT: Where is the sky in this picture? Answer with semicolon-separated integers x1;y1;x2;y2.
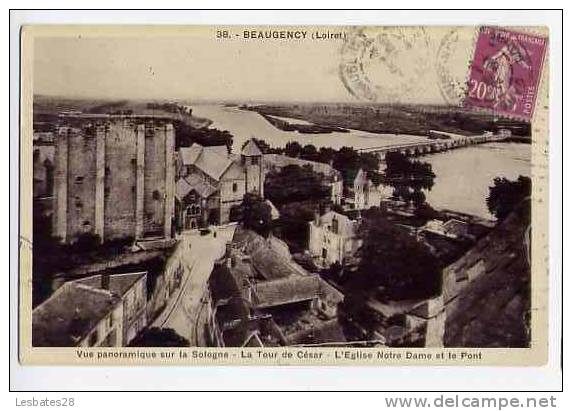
31;26;475;104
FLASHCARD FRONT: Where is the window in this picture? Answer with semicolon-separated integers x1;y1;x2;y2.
322;248;328;259
250;157;259;166
232;182;238;192
75;176;84;184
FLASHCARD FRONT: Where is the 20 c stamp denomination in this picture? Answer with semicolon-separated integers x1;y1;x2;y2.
464;26;547;121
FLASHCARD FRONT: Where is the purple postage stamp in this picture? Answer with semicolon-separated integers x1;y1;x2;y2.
465;26;547;121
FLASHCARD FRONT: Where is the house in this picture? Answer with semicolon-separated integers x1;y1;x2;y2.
421;219;474;241
308;210;361;267
74;272;148;345
207;227;346;347
175;139;264;229
344;169;384;210
32;271;147;347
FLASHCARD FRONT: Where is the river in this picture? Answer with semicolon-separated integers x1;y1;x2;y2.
190;104;531;220
190;104;429;152
420;142;530;220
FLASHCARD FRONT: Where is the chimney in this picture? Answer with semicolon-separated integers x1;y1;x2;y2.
101;273;110;290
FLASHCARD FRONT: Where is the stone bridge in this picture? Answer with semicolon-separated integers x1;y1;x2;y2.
358;132;506;158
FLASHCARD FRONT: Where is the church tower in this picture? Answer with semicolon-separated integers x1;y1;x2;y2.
241;139;264;198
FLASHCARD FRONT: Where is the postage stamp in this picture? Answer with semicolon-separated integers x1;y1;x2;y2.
464;26;548;121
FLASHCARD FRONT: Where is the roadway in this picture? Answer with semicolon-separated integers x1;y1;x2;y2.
153;224;236;345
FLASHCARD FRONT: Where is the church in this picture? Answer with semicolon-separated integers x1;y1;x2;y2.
175;139;264;230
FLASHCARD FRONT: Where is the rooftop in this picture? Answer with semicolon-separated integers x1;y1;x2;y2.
73;272;146;298
241;139;263;157
32;272;146;347
175;174;218;200
32;283;120;347
179;143;233;181
254;276;321;308
443;200;531;347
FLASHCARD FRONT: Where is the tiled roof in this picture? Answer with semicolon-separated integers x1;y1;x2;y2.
196;151;233;181
180;143;233;181
234;229;307;280
442;200;531;347
73;272;146;298
241;139;262;157
175;177;193;200
179;143;203;165
176;174;218;200
254;276;321;308
32;283;120;347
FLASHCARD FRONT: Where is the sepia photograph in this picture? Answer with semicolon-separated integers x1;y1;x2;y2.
20;24;549;365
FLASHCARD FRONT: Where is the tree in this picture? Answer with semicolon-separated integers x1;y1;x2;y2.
240;193;273;237
284;141;303;158
130;327;189;347
300;144;319;162
264;164;331;207
174;121;233;152
317;147;336;165
486;175;531;220
384;152;435;207
274;201;319;253
349;207;441;300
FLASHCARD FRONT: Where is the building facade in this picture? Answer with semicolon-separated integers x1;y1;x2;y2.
52;117;175;243
308;211;361;267
344;169;384;210
74;272;148;345
32;271;148;347
175;139;264;229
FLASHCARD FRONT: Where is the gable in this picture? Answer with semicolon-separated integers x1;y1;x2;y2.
220;160;245;181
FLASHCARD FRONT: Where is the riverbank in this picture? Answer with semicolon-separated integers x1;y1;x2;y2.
261;113;349;134
244;103;531;137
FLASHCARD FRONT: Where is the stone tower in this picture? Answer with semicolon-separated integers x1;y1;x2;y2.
241;139;264;198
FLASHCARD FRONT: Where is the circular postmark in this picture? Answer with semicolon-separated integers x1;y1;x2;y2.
339;27;432;103
435;28;474;107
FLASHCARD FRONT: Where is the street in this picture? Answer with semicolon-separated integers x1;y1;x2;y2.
153;225;236;345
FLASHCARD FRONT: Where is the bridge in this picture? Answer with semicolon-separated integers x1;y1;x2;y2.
357;132;507;158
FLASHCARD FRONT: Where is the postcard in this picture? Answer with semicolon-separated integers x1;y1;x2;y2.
19;24;549;366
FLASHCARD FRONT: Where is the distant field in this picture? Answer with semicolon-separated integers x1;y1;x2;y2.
33;96;212;129
245;103;531;137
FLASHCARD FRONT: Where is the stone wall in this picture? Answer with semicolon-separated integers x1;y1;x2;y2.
104;121;138;240
51;119;175;243
66;127;98;241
